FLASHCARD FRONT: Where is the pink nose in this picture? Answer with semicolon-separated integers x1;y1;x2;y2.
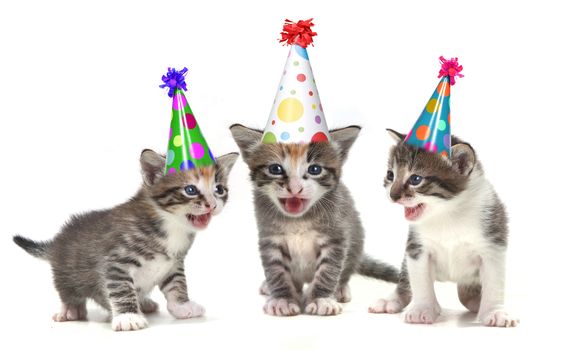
287;177;303;195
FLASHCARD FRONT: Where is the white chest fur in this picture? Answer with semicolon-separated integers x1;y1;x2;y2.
132;256;176;293
282;222;319;283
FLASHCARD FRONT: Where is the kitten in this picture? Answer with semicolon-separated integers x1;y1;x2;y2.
13;149;238;331
368;129;518;327
230;124;399;316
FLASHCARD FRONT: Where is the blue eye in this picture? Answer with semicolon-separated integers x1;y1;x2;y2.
268;164;284;175
308;165;322;175
408;175;423;186
184;185;199;196
387;170;394;181
215;184;225;195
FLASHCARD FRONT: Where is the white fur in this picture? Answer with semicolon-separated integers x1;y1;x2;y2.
263;298;301;316
305;297;342;316
111;313;148;331
281;222;319;284
167;301;205;319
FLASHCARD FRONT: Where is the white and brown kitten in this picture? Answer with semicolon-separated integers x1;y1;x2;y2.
369;129;518;327
14;150;238;331
230;124;399;317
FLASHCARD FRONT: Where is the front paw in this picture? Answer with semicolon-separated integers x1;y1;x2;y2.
167;301;205;319
478;309;519;327
368;298;404;314
404;304;441;324
305;297;342;316
263;298;300;316
335;285;352;303
111;313;148;331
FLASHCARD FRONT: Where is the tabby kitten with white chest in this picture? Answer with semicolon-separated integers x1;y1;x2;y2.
231;124;399;317
14;150;238;331
369;130;518;327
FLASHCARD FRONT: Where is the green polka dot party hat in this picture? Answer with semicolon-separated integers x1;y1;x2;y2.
405;56;464;159
262;19;330;144
159;67;215;174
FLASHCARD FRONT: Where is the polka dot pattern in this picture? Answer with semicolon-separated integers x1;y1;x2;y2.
164;87;216;175
189;142;205;159
262;44;330;144
277;98;304;123
405;77;453;157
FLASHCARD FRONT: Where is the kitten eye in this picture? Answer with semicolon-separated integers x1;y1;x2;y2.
307;164;322;175
215;184;225;195
184;185;199;196
408;175;423;186
268;164;284;175
387;170;394;181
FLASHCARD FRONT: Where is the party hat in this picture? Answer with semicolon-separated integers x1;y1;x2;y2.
262;19;330;144
159;67;215;174
405;56;464;158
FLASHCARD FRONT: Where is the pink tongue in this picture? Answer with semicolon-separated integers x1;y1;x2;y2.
285;198;304;214
405;206;419;220
195;213;211;226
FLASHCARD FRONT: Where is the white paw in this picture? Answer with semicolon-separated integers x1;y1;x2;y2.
167;301;205;319
305;297;342;316
368;298;404;314
263;298;300;316
53;304;87;322
259;281;270;296
335;285;352;303
479;309;519;327
404;304;441;324
111;313;148;331
140;298;159;314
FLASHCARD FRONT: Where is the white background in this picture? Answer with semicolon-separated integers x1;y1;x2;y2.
1;0;581;348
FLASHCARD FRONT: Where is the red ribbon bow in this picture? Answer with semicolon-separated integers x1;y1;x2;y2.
438;56;464;85
279;18;317;48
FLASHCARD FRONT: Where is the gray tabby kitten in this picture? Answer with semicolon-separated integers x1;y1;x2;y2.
14;149;238;331
368;129;518;327
230;124;399;316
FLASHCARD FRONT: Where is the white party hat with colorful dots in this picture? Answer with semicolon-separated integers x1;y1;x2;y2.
261;19;330;144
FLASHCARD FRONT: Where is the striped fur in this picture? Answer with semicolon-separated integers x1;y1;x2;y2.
230;124;399;316
13;150;238;331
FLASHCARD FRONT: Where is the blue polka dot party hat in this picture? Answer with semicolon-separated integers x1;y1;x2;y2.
262;19;330;144
159;67;215;175
405;56;464;158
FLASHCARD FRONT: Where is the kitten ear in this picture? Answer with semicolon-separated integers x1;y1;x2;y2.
451;143;476;176
216;152;239;180
329;126;361;163
229;124;263;162
140;149;166;186
386;128;406;143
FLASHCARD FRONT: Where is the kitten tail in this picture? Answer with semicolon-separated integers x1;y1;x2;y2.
357;255;399;283
13;235;51;260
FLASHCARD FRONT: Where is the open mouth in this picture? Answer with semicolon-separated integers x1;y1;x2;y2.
404;204;426;221
278;197;309;215
186;213;212;229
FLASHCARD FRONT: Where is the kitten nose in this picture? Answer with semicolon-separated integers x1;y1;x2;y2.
287;177;303;195
389;189;402;202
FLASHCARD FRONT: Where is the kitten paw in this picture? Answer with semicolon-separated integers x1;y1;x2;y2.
478;309;519;327
404;304;441;324
305;297;342;316
263;298;300;316
53;304;87;322
368;298;404;314
335;285;352;303
111;313;148;331
140;298;159;314
259;280;270;296
167;301;205;319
